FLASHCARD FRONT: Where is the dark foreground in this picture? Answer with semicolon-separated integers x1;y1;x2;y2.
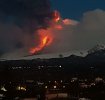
0;49;105;99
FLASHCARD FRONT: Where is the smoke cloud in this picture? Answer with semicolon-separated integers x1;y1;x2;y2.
0;0;53;57
73;9;105;50
1;1;105;59
46;9;105;54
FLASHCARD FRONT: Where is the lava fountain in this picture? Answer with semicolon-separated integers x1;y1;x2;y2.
30;29;53;54
29;10;61;54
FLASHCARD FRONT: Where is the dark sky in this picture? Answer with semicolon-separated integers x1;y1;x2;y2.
50;0;105;20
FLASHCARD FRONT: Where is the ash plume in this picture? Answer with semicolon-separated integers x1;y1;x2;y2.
0;0;53;57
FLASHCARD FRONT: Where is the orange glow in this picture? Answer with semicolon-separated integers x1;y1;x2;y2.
63;19;78;25
55;25;63;30
63;19;71;25
29;10;63;55
43;36;48;45
30;29;53;54
53;10;60;22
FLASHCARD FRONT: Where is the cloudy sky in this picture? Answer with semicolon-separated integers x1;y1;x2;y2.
1;0;105;59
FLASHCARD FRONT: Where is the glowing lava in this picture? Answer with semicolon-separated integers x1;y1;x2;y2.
30;29;53;54
29;10;61;55
53;10;60;22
